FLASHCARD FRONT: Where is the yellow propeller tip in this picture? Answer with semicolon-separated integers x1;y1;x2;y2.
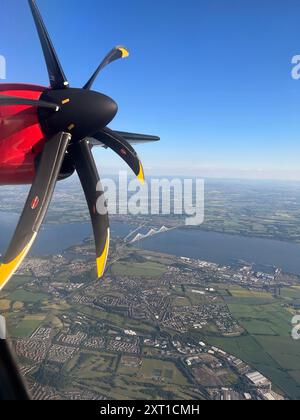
137;162;145;184
96;230;110;279
0;233;37;291
118;47;130;58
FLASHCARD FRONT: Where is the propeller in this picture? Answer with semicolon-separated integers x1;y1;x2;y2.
28;0;69;89
92;127;145;183
70;139;110;279
0;0;160;290
0;132;71;290
0;94;59;111
84;46;129;90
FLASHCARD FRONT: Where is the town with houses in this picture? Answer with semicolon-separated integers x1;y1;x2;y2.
0;235;299;400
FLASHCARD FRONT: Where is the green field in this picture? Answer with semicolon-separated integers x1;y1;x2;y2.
118;358;188;387
174;297;190;307
228;300;293;337
112;261;167;278
77;305;156;335
69;351;117;380
202;287;300;399
281;287;300;301
9;290;48;303
9;315;46;338
3;276;33;293
229;287;274;300
77;306;126;326
224;287;274;305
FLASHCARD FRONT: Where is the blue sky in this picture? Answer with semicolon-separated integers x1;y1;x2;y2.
1;0;300;179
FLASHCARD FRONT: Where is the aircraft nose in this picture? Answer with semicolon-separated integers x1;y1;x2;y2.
98;93;118;127
38;88;119;139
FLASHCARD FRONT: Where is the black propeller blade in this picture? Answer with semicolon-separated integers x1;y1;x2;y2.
70;140;110;279
0;132;71;290
28;0;69;89
0;94;60;111
84;46;129;90
114;131;160;144
92;128;145;183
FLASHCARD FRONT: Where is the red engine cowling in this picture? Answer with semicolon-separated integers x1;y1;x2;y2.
0;84;47;185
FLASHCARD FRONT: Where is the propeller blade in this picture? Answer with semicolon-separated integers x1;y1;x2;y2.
70;139;110;279
28;0;69;89
0;94;60;111
0;132;71;291
83;46;129;90
92;128;145;184
114;131;160;145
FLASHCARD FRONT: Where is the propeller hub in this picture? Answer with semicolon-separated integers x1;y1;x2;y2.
39;88;118;139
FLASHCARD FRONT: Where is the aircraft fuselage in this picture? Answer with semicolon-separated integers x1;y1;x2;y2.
0;83;47;185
